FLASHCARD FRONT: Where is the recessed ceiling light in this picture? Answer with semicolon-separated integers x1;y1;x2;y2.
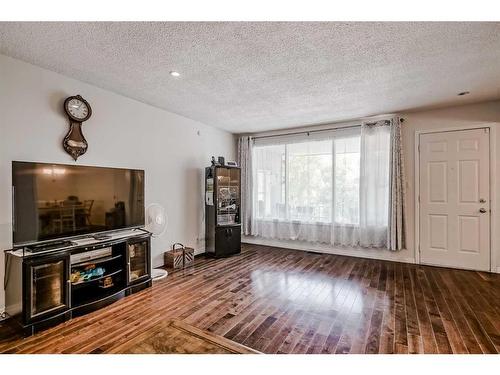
457;91;470;96
170;71;180;77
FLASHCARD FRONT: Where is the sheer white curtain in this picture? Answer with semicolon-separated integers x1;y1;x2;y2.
359;120;391;248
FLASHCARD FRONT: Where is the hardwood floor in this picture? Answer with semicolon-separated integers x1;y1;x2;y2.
1;244;499;354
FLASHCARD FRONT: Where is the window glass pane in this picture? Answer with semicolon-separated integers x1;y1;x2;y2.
288;140;332;223
334;136;360;224
253;144;286;219
252;132;363;226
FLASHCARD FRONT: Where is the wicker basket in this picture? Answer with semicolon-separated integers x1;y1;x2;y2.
165;243;195;269
183;247;195;267
165;245;184;269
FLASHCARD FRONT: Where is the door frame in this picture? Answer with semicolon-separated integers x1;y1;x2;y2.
414;123;497;272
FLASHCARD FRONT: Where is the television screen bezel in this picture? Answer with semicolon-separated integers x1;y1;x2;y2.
12;160;146;247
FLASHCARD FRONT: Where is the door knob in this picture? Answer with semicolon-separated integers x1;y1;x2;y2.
479;208;487;213
479;198;486;203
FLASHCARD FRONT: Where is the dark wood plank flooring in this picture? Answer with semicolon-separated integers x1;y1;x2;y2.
1;244;499;354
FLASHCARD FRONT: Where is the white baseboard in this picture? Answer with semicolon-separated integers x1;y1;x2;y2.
243;236;416;264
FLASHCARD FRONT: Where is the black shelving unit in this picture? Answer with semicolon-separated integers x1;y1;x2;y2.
205;165;241;258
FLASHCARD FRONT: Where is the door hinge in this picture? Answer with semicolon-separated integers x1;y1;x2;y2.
418;144;420;152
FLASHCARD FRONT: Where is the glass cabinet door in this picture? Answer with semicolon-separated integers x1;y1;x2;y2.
127;240;149;284
216;167;240;226
29;259;69;319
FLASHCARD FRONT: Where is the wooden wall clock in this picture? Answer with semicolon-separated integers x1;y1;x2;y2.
63;95;92;161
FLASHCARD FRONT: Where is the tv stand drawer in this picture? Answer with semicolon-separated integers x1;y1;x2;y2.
70;247;112;264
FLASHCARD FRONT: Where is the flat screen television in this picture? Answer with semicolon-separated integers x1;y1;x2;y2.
12;161;145;246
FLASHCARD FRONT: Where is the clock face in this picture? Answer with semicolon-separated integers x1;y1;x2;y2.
65;96;91;121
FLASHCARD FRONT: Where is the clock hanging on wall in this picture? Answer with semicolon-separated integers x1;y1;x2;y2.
63;94;92;161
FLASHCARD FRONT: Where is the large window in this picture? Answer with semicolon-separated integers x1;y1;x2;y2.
248;121;398;249
253;132;363;225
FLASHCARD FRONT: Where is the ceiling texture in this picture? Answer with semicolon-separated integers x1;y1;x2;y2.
1;22;500;133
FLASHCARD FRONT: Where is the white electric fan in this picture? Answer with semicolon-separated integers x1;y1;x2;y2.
145;203;169;281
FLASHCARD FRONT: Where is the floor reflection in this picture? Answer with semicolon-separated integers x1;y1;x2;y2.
250;268;366;313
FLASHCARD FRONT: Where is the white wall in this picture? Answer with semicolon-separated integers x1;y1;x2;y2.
0;55;236;312
245;100;500;272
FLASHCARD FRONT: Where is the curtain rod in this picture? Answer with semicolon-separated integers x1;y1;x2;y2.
252;118;405;140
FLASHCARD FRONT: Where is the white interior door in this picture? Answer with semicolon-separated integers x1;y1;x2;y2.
419;128;490;271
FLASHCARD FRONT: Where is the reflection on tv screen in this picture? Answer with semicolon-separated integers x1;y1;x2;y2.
13;162;145;245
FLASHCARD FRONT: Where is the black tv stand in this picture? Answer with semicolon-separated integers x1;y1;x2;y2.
93;233;113;241
26;240;76;253
4;230;152;336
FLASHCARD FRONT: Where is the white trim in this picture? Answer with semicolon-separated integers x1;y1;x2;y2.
245;113;399;139
253;124;360;146
490;125;498;273
243;236;416;264
414;123;497;272
247;120;361;139
414;131;421;265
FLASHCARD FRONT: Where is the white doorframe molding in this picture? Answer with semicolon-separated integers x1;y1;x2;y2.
414;123;497;272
